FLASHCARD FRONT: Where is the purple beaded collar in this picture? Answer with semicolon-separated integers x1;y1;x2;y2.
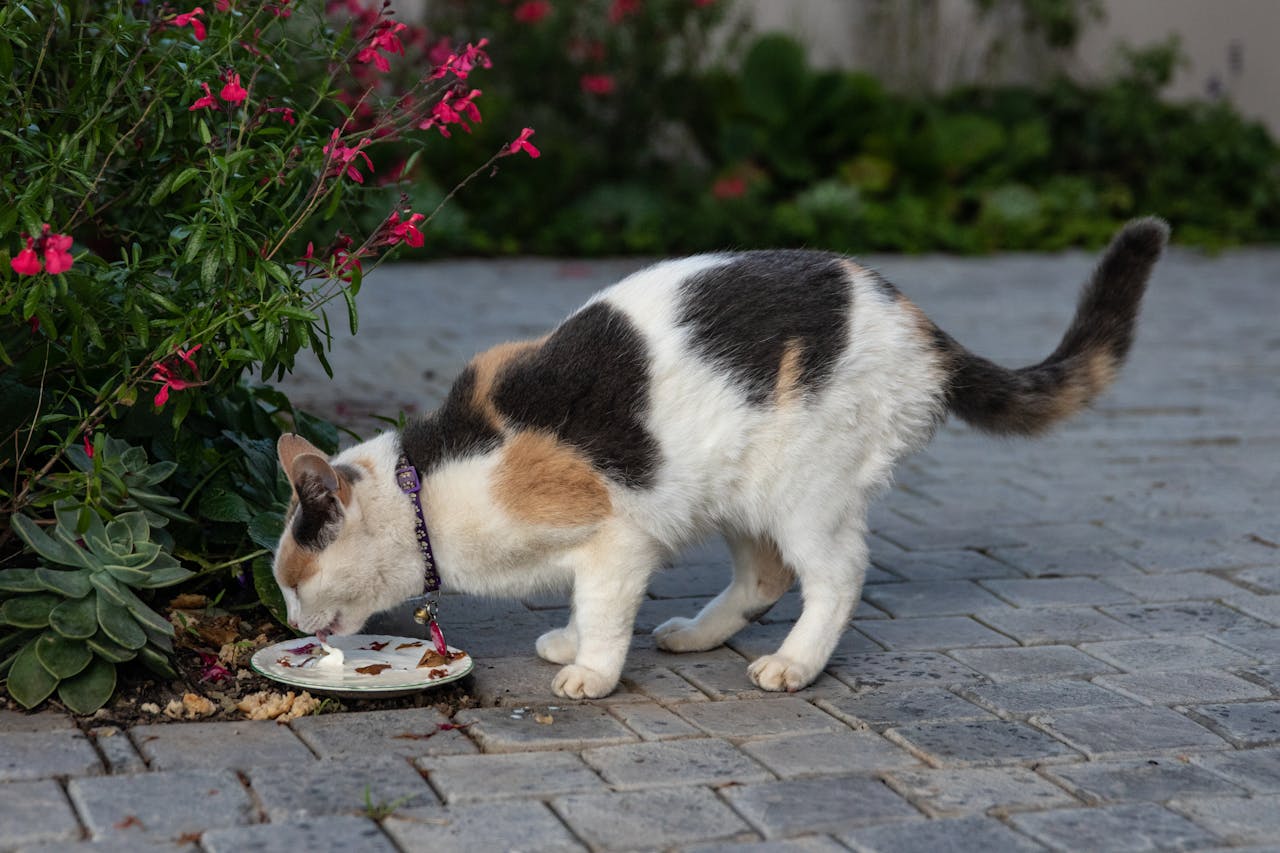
396;454;447;654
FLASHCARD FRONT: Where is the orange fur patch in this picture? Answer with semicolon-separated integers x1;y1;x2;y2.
276;536;320;588
494;431;611;527
469;339;543;427
774;339;804;405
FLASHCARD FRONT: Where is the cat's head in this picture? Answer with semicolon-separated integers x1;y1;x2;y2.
272;433;418;639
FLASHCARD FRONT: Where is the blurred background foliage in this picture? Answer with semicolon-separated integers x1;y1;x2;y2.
385;0;1279;256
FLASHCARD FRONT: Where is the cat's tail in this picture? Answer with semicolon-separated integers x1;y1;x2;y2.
938;216;1169;436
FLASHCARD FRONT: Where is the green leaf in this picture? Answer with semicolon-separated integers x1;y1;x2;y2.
57;657;116;715
133;565;195;588
96;595;146;649
253;554;290;629
0;593;60;628
342;286;358;335
49;594;98;639
86;632;138;664
200;488;252;523
118;588;173;637
35;567;92;598
200;249;221;288
89;571;128;606
6;641;58;709
35;630;92;679
0;569;43;593
248;512;285;550
102;564;152;585
137;644;177;679
11;513;83;566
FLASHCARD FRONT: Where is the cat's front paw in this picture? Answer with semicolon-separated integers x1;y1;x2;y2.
653;616;721;652
747;653;819;693
535;627;578;665
552;664;618;699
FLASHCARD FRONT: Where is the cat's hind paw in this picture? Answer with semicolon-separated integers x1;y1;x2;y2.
552;664;617;699
747;653;819;693
653;616;723;653
535;627;578;665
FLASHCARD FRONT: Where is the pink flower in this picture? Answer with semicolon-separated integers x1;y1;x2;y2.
197;651;232;683
608;0;641;24
712;174;747;199
384;211;426;248
215;0;233;10
267;106;296;125
10;239;41;276
220;72;248;104
176;344;202;374
356;20;407;72
580;74;616;95
43;233;74;274
188;82;217;111
152;344;202;409
83;433;95;459
171;7;207;41
322;128;374;182
513;0;551;23
417;89;483;137
503;127;541;159
429;38;491;81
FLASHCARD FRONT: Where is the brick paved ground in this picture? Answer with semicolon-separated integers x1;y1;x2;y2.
3;247;1278;851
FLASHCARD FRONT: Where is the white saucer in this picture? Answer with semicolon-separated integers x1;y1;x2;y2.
250;634;474;698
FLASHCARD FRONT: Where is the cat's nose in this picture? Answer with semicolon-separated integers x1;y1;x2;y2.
288;618;298;629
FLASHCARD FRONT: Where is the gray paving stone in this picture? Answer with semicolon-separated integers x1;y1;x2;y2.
0;711;75;732
620;666;710;703
1010;803;1220;852
1079;637;1256;672
248;755;435;820
857;617;1014;651
129;720;313;771
882;766;1076;816
0;730;102;781
1224;591;1280;625
1167;794;1280;845
980;577;1136;607
1100;601;1270;635
1093;670;1271;705
674;659;852;700
1191;747;1280;793
839;815;1046;853
1216;627;1280;662
0;780;82;848
68;769;252;839
1111;539;1275;574
636;596;717;634
727;620;883;661
949;645;1118;682
384;800;585;853
454;705;638;753
649;564;732;599
987;545;1131;577
420;751;606;802
1182;700;1280;747
739;730;922;777
958;679;1134;717
864;581;1010;618
872;550;1022;582
466;655;647;706
817;687;992;729
671;698;846;740
826;651;989;692
876;525;1027;552
682;838;849;853
1031;707;1229;758
201;816;396;853
554;787;750;849
884;719;1078;767
1102;571;1247;603
290;706;477;758
583;738;771;790
1045;758;1248;805
1234;565;1280;594
626;636;754;669
608;702;704;740
88;726;145;775
16;838;196;853
722;775;918;838
974;607;1142;645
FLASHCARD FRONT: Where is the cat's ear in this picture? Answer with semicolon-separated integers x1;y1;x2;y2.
278;433;326;475
287;452;356;508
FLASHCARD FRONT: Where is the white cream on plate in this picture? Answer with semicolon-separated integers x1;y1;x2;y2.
314;640;344;670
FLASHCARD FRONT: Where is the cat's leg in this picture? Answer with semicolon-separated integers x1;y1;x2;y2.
653;536;794;653
535;615;578;665
747;521;868;692
553;525;658;699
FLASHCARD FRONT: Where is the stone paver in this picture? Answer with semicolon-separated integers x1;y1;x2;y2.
420;751;606;802
202;817;396;853
129;721;314;771
683;838;849;853
1030;707;1229;758
883;766;1076;816
839;815;1047;853
11;249;1280;849
1010;803;1220;852
453;705;638;753
884;719;1079;767
554;787;750;849
722;775;918;838
0;780;82;848
384;800;584;853
68;769;252;839
248;755;436;820
0;730;102;781
739;730;922;777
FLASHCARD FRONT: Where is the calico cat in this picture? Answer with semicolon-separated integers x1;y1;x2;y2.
273;218;1168;699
